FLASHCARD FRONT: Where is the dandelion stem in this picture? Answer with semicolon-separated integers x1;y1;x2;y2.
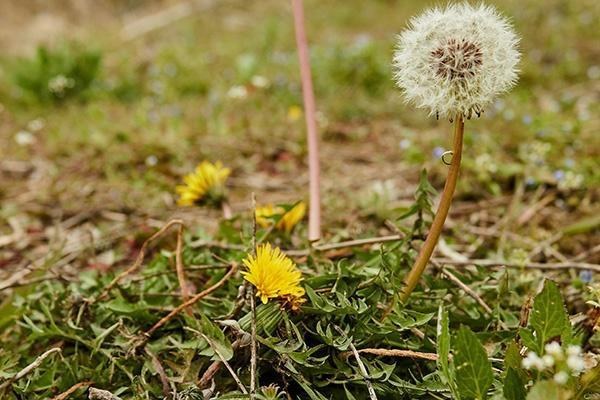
249;193;258;396
292;0;321;242
400;115;464;303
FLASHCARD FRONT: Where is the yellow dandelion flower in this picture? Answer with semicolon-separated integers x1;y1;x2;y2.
176;161;230;206
242;243;305;304
255;201;307;233
287;105;303;122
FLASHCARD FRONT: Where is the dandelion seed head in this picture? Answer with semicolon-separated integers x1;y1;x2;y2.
393;3;520;119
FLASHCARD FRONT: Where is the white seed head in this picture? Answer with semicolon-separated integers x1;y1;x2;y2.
567;354;585;373
522;352;544;370
393;2;520;120
542;355;555;368
566;345;582;357
545;342;563;358
553;371;569;385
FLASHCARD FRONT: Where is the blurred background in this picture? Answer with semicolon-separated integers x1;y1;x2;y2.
0;0;598;269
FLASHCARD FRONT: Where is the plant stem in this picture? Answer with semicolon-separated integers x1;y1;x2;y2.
400;116;464;303
292;0;321;242
249;193;258;396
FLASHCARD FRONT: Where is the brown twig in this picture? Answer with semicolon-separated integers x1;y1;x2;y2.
0;347;61;390
50;381;93;400
433;258;600;272
88;387;121;400
143;263;238;338
284;234;404;257
174;224;191;314
439;265;493;315
95;219;184;302
145;348;171;399
342;348;438;362
194;332;248;394
334;326;377;400
198;339;243;388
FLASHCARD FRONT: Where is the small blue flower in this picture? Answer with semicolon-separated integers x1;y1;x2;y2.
553;170;565;181
579;270;593;283
433;146;445;159
525;177;537;187
522;115;533;125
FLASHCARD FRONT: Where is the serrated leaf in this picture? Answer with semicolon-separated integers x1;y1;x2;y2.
503;367;526;400
504;342;522;372
437;307;460;399
454;326;493;400
529;280;570;348
437;306;452;385
519;328;539;353
198;314;233;361
504;342;527;382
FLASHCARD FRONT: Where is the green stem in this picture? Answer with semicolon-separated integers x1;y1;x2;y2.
400;115;465;303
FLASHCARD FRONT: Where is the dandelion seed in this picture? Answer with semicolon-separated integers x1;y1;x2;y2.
255;202;307;233
242;243;305;305
176;161;231;206
393;3;520;120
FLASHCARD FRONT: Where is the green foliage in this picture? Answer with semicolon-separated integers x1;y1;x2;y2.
504;368;527;400
453;326;494;400
521;280;571;353
12;43;101;103
315;41;389;97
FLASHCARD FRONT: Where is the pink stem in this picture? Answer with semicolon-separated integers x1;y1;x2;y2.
292;0;321;242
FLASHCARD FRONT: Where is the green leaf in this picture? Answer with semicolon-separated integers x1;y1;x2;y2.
529;280;570;348
454;326;493;400
504;342;522;371
437;306;450;375
437;306;460;400
519;328;540;353
198;314;233;361
503;368;526;400
578;364;600;396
